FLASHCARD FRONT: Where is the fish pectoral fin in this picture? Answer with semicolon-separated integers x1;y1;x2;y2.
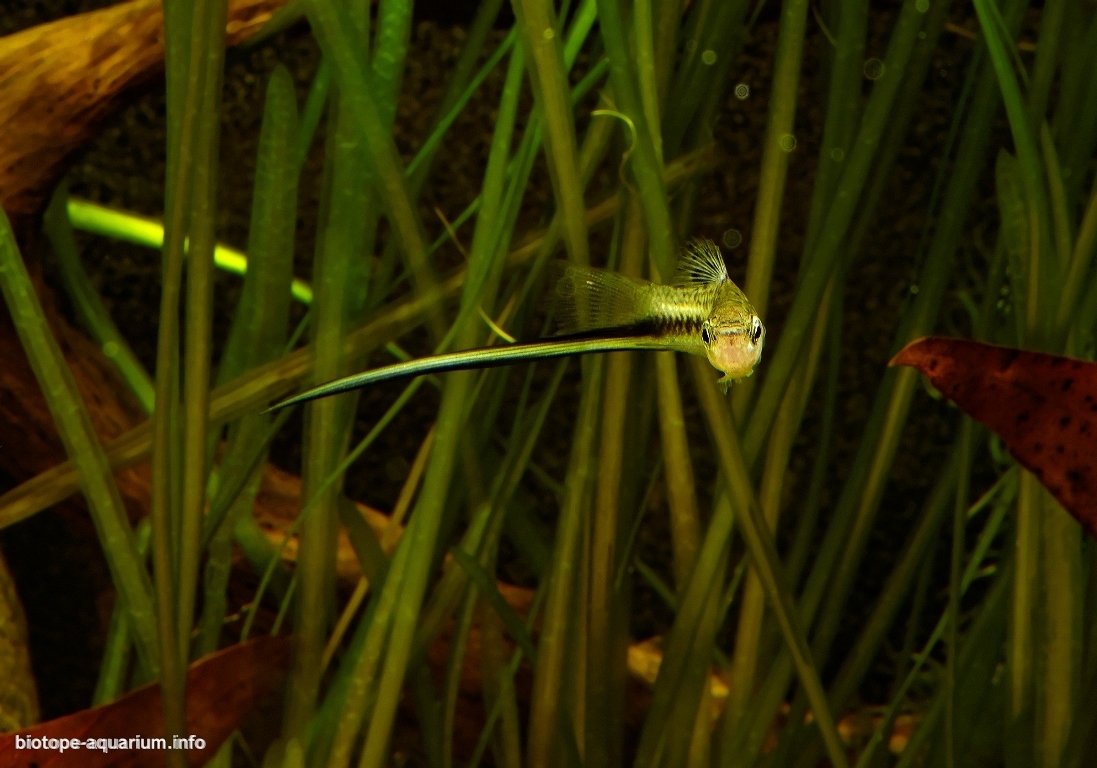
716;369;753;394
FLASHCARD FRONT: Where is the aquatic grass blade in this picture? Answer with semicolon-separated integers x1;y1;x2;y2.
295;57;330;169
155;0;230;750
741;0;929;460
175;0;229;685
724;287;831;742
586;201;647;768
283;78;373;738
304;0;440;318
688;357;849;768
0;209;159;672
196;63;300;659
94;521;153;705
328;20;545;766
511;0;588;265
526;356;604;768
973;0;1058;343
632;479;729;768
44;188;155;413
593;0;675;274
452;547;537;661
740;0;809;324
885;562;1013;768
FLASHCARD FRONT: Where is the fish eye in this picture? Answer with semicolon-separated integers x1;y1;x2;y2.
701;326;711;345
750;317;763;344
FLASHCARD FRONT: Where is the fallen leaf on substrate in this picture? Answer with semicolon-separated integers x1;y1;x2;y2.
0;635;290;767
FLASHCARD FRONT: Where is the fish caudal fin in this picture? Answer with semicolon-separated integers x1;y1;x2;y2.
551;264;650;335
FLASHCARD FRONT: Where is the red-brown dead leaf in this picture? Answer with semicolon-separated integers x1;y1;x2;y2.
891;336;1097;536
0;635;290;768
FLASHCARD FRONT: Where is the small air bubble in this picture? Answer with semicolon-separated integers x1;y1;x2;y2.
779;134;797;152
919;31;927;39
863;58;885;80
722;229;743;249
910;284;920;295
685;39;698;54
916;0;929;12
702;49;717;66
103;341;120;358
734;83;750;99
543;27;555;40
830;148;845;162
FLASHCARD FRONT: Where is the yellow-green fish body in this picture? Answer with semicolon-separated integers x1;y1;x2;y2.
553;239;765;384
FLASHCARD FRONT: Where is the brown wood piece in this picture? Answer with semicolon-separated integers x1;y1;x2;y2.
0;0;289;217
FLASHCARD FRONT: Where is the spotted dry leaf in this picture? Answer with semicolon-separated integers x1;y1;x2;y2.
892;336;1097;537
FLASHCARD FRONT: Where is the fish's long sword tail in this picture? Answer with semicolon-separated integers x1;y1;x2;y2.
265;336;669;412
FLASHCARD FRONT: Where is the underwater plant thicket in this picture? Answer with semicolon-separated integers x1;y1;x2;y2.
3;0;1097;765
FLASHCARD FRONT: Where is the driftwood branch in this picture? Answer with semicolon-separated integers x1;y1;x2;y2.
0;0;290;216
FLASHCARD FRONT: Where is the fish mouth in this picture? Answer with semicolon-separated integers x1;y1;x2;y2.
708;333;763;380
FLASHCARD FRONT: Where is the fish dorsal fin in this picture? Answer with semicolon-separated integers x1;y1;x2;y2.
675;239;729;286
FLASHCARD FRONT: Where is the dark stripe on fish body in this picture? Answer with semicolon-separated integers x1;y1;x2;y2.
549;320;664;342
652;315;702;336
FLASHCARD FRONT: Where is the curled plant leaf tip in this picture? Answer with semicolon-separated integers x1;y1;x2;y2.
891;336;1097;537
